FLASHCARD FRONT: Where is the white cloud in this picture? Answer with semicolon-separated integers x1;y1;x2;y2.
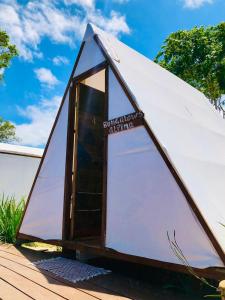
15;96;61;147
112;0;129;3
0;0;130;60
52;56;70;66
0;68;5;76
64;0;95;8
183;0;213;9
88;10;130;37
34;68;59;87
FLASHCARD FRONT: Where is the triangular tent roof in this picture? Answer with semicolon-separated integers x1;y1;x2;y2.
18;23;225;273
89;23;225;251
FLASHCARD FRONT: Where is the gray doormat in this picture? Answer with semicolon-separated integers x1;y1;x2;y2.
34;257;111;283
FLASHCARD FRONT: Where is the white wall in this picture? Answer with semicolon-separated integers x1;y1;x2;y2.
0;153;41;201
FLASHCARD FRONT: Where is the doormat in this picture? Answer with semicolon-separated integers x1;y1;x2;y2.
34;257;111;283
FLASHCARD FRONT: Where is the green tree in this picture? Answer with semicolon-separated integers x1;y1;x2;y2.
0;29;18;80
155;23;225;109
0;30;18;142
0;117;17;142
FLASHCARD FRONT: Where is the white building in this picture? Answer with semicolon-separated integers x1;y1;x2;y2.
0;143;43;200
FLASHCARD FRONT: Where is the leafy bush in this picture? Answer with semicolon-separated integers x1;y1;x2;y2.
0;195;25;243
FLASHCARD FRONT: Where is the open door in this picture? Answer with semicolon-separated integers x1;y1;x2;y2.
71;69;106;240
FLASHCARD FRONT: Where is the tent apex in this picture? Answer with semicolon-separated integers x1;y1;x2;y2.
83;23;111;42
83;23;101;41
83;23;94;41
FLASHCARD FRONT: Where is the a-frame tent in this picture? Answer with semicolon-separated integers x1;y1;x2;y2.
17;23;225;277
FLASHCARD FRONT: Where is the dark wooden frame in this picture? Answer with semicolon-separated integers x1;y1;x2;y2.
18;232;225;280
72;61;107;84
17;34;225;278
65;62;108;242
101;65;109;247
69;82;79;240
62;83;76;241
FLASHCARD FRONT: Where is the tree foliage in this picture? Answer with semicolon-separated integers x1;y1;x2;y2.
0;30;18;142
155;23;225;107
0;117;17;142
0;29;18;80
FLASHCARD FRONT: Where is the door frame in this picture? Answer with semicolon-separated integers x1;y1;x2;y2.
63;61;109;246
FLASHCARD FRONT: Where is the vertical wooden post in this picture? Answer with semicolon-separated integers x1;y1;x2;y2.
62;83;76;241
101;65;109;247
70;83;80;240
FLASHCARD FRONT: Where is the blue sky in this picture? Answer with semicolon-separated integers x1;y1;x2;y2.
0;0;225;147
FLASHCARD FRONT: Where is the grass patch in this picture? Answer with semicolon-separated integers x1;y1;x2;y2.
0;195;25;243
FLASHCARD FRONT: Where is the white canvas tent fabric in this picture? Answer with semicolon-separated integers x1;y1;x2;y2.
19;94;70;240
19;23;225;269
0;143;43;200
90;25;225;253
106;69;224;267
74;37;105;77
108;68;134;119
106;127;223;268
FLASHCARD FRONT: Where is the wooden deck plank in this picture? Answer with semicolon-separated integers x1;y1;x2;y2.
0;265;68;300
0;247;168;300
90;274;167;300
0;255;102;300
74;280;131;300
0;278;32;300
89;275;154;300
0;243;59;262
0;245;179;300
0;249;130;300
0;244;200;300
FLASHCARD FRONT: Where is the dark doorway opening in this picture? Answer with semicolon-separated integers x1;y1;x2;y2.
73;73;105;239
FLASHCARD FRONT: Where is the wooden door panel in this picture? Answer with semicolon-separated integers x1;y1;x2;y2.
73;83;105;238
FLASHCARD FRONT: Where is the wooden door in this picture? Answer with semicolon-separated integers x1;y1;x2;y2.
73;83;105;238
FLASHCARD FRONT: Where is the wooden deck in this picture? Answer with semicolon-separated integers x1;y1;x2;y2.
0;243;206;299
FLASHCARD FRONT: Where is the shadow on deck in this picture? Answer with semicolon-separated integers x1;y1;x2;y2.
0;243;217;300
